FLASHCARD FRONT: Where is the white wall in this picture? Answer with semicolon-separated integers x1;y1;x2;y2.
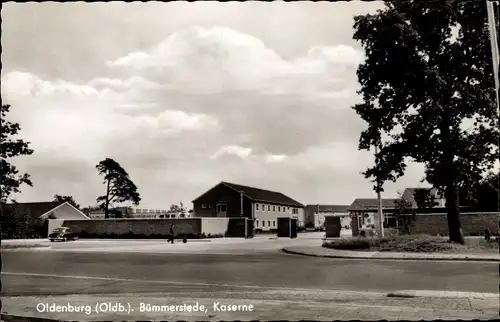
47;219;65;237
41;203;90;220
254;203;304;230
201;218;230;235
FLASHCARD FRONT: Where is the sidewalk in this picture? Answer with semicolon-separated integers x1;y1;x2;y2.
282;246;500;262
2;289;498;321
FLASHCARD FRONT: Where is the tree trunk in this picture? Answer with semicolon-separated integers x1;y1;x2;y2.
444;183;464;244
104;178;111;219
441;127;464;244
440;108;464;244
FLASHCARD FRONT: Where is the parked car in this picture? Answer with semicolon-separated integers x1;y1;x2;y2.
49;227;79;242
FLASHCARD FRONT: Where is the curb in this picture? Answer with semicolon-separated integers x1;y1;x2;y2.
1;314;67;322
281;247;500;262
386;290;499;299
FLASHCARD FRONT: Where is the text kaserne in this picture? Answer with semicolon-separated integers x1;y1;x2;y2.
213;302;254;312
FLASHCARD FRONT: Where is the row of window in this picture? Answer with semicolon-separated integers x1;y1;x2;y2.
201;203;228;212
256;204;299;214
255;220;276;228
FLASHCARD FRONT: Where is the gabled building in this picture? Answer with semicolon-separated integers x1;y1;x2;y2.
192;181;305;230
3;201;90;221
348;198;400;235
401;187;446;208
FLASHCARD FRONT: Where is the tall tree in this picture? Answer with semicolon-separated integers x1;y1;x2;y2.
352;1;499;244
53;194;81;210
0;104;34;203
95;158;141;218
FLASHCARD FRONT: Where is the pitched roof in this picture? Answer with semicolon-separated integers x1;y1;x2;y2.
221;181;304;207
401;187;443;208
305;204;349;213
2;201;62;220
348;198;400;211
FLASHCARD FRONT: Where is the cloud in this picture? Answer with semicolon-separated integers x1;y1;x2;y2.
1;71;219;161
106;26;364;95
1;23;427;208
265;154;287;163
1;71;102;98
210;145;253;160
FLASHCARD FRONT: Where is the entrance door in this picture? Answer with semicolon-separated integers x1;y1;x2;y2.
216;203;227;217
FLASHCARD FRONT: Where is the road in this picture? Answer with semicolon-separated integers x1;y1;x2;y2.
2;237;499;320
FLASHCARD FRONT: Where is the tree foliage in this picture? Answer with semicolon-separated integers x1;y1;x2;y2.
413;189;439;210
466;172;499;211
0;104;34;203
96;158;141;218
352;0;499;243
53;194;81;210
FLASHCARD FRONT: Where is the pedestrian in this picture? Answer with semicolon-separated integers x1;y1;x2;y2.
169;224;175;244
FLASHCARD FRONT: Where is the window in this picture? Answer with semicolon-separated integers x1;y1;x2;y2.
278;206;281;212
216;203;227;212
268;221;271;227
272;221;276;227
273;206;275;212
256;220;259;227
209;204;213;208
202;204;207;209
292;208;298;215
268;205;271;211
256;204;259;211
262;221;265;227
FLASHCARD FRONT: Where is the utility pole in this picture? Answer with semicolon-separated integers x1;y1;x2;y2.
486;0;500;215
375;145;384;237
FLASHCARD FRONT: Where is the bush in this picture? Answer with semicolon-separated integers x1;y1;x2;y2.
323;238;371;250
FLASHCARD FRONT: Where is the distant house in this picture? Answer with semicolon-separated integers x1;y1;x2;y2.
192;181;305;231
3;201;90;221
304;205;350;230
401;187;446;208
348;198;400;234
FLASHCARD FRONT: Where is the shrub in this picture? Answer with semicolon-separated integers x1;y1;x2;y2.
323;238;371;250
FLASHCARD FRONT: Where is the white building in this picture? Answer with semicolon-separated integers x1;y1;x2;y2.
88;207;192;219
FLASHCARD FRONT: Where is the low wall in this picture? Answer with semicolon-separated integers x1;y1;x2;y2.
407;212;500;236
201;218;230;235
59;218;202;237
47;219;65;237
49;217;250;238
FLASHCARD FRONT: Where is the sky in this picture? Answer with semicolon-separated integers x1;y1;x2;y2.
1;1;431;209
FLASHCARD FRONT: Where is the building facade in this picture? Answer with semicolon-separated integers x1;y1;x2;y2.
348;198;400;236
304;205;350;230
192;181;305;231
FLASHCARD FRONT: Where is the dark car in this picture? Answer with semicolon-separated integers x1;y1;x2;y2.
49;227;79;242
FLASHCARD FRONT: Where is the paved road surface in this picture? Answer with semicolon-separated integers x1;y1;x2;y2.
2;237;498;320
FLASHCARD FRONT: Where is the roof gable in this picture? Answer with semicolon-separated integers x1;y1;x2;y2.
305;205;349;213
3;201;62;220
402;187;443;208
222;181;304;207
348;198;400;211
